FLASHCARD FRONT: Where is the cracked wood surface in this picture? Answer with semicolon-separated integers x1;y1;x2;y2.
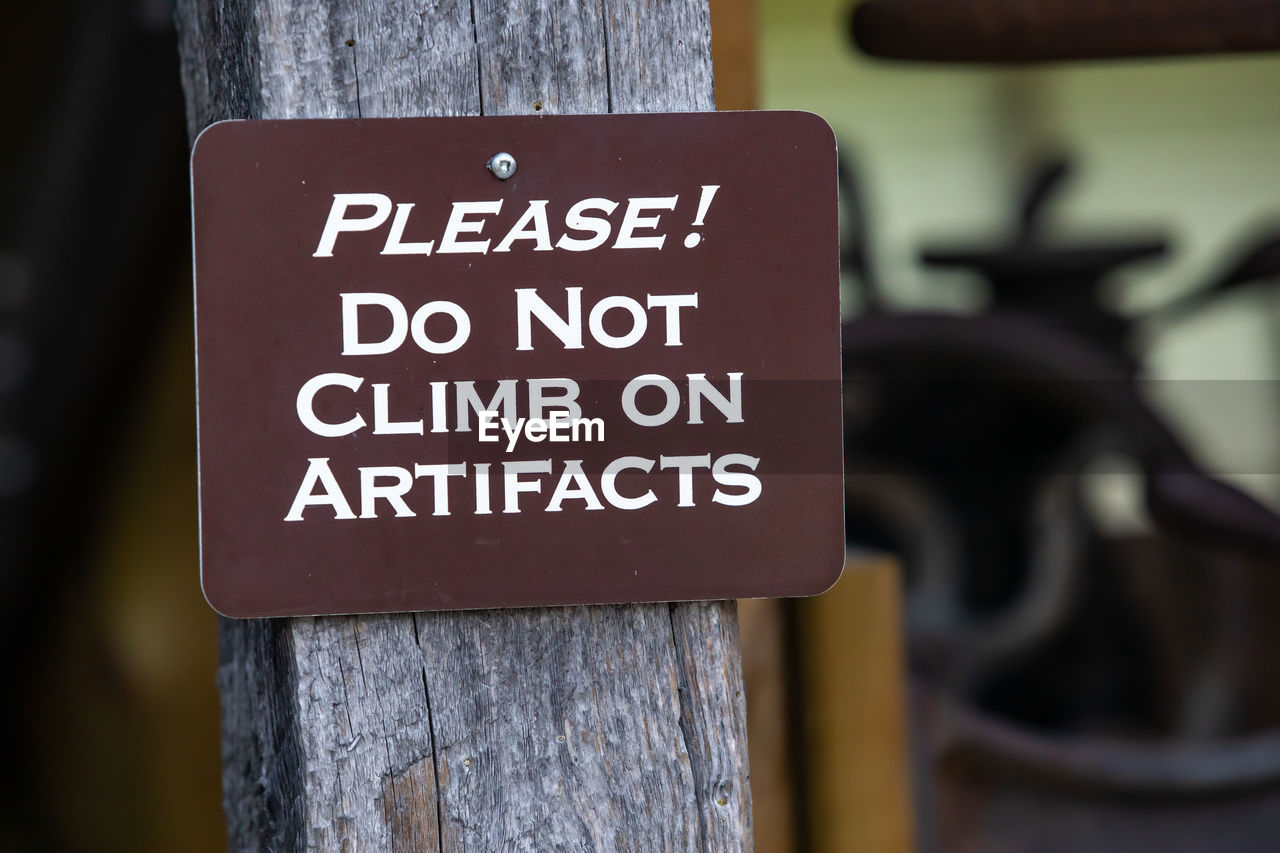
175;1;752;849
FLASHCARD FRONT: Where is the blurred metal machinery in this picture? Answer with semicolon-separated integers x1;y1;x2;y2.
834;7;1280;850
837;123;1280;853
839;154;1280;852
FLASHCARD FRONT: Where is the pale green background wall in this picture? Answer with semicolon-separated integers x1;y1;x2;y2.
759;0;1280;502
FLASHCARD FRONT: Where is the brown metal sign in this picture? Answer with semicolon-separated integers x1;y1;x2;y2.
191;112;843;617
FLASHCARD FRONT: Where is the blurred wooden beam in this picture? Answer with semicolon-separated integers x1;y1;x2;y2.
798;554;915;853
739;597;797;852
176;2;752;849
710;0;758;110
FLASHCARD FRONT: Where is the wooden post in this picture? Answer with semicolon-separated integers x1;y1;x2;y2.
175;1;752;849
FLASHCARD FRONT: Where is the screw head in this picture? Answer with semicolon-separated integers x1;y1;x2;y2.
487;152;517;180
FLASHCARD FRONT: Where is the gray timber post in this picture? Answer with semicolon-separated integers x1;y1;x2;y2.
174;2;753;850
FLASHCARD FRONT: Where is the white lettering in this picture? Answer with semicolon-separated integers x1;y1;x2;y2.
437;200;503;253
613;196;678;249
380;203;434;255
341;292;407;356
284;458;356;521
455;380;517;431
659;454;712;507
646;293;698;345
555;198;618;251
359;466;416;518
371;383;423;435
546;460;604;511
515;286;583;350
477;410;500;443
296;373;365;437
601;456;658;510
622;374;681;427
503;416;526;452
493;200;553;252
525;418;547;442
409;301;470;354
503;459;552;513
687;372;743;424
712;454;762;506
588;295;647;349
413;463;468;516
314;193;392;257
528;378;581;421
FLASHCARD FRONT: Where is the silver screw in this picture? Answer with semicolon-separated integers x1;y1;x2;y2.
487;152;517;180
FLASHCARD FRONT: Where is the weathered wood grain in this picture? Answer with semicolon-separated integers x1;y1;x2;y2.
175;1;751;850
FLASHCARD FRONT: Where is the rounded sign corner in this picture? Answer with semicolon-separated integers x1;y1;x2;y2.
190;119;247;168
782;109;837;148
200;568;249;619
803;542;850;598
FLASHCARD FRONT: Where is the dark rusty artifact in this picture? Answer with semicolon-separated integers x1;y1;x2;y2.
851;0;1280;63
837;151;1280;851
